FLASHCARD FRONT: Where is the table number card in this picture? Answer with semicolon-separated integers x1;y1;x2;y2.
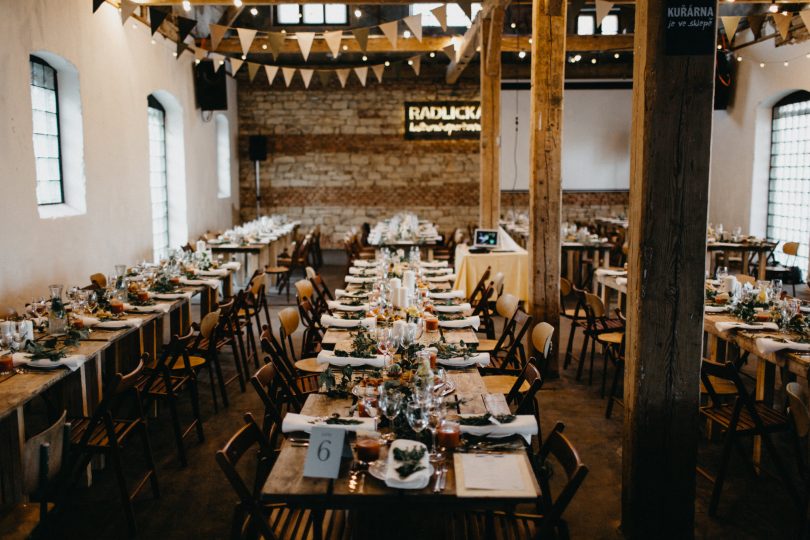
302;426;352;479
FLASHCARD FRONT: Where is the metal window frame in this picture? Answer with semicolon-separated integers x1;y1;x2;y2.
29;55;65;206
147;94;170;260
273;3;349;26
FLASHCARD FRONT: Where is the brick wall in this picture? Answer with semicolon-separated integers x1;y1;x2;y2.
237;77;629;247
501;190;629;224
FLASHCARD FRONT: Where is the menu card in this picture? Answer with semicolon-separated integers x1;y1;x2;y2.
453;453;538;498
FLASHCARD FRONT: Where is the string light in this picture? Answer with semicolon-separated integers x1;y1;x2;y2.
342;44;348;50
403;30;411;38
362;55;368;61
510;22;516;29
518;50;526;59
784;61;789;66
354;9;362;18
151;39;156;45
131;23;137;29
768;2;779;13
250;7;258;16
760;62;765;68
591;58;597;64
408;59;414;65
262;43;268;50
281;29;286;34
233;0;243;7
241;54;247;60
737;56;742;62
172;51;178;57
385;60;390;66
429;52;435;57
182;0;191;12
614;53;620;59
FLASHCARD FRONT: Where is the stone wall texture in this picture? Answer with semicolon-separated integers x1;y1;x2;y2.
237;77;629;247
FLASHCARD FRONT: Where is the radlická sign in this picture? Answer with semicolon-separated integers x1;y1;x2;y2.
404;101;481;140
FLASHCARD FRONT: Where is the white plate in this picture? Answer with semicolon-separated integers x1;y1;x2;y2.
368;459;433;483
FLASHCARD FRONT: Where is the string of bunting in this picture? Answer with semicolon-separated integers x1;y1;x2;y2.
720;10;810;69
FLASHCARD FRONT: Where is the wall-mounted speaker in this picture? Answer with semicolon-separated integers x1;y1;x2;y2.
193;60;227;111
249;135;268;161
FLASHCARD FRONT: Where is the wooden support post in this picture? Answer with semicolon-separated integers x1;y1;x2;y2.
622;1;716;537
479;6;504;228
528;0;566;374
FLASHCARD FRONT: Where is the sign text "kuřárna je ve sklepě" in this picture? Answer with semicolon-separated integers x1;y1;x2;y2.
404;101;481;140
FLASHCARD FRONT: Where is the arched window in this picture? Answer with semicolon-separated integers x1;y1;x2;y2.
216;115;231;198
29;56;63;205
148;94;169;261
768;90;810;278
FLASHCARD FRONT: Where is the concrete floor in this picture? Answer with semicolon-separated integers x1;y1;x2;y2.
48;264;805;539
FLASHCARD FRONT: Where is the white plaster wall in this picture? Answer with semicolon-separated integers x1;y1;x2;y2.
709;32;810;236
0;0;239;307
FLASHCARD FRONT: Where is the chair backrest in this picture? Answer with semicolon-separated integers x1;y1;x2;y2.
469;266;492;304
492;272;505;298
532;322;555;361
278;307;301;360
502;310;534;369
305;266;317;279
512;361;544;414
560;277;573;298
536;422;589;534
495;293;519;319
295;279;314;300
735;274;756;286
199;309;221;340
787;381;810;438
22;410;69;497
250;363;285;442
89;273;107;289
248;272;265;298
584;293;607;319
784;241;800;257
310;274;334;304
700;358;764;427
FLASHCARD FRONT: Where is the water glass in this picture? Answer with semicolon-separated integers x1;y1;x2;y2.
715;266;729;281
771;279;783;300
405;401;428;434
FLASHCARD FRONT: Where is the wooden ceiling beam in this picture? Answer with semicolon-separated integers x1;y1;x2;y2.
135;0;798;4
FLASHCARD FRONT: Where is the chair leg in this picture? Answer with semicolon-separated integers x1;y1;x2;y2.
761;432;803;510
108;442;138;535
188;377;205;442
709;430;736;516
564;321;577;370
600;345;611;398
576;333;590;381
212;355;230;408
207;364;219;413
164;393;188;467
605;361;622;419
588;337;596;386
138;421;160;498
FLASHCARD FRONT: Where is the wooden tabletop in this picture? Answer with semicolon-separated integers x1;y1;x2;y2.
321;327;479;348
260;369;539;507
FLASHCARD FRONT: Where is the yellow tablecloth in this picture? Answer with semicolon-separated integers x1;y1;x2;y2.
453;244;529;305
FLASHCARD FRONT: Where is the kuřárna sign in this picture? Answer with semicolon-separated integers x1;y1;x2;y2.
404;101;481;140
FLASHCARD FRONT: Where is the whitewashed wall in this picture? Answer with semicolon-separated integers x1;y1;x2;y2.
0;0;238;307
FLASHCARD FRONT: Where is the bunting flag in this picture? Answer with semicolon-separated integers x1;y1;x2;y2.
282;67;296;87
404;15;423;42
237;28;258;56
457;2;473;21
176;41;190;59
719;16;741;42
248;62;261;81
300;69;314;88
210;53;225;72
354;66;368;86
772;12;792;40
297;32;316;61
352;27;370;51
801;11;810;34
268;32;286;59
194;47;207;62
230;57;244;76
595;0;614;28
409;56;421;76
93;0;105;13
336;68;350;88
432;4;447;31
317;70;331;87
210;24;228;50
119;0;138;24
149;7;171;35
379;21;399;49
264;65;279;86
443;44;457;62
323;30;343;58
372;63;385;83
177;16;197;43
748;15;765;39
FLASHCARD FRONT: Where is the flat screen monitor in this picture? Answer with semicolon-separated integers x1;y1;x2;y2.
473;229;499;249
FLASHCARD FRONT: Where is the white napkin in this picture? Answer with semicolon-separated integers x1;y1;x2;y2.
95;318;143;329
433;302;472;314
150;291;194;300
348;267;379;276
615;277;628;286
345;276;377;284
353;260;380;268
281;413;376;434
334;289;370;300
179;277;220;289
430;290;466;300
755;338;810;356
384;439;431;490
222;261;241;271
327;300;370;312
423;268;453;276
316;349;386;368
124;302;171;314
595;268;627;277
458;414;539;443
12;352;86;372
426;274;457;283
704;305;728;313
420;261;448;268
439;316;480;329
715;321;779;333
197;268;229;277
436;352;491;368
320;315;377;329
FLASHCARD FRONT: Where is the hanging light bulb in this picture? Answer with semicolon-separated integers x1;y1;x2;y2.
250;7;258;16
342;44;348;51
233;0;243;7
403;30;411;38
760;62;765;68
385;60;390;67
591;58;597;64
354;9;362;18
241;54;246;60
182;0;191;12
262;43;268;50
737;56;743;62
429;52;435;58
408;59;413;65
362;55;368;61
768;2;779;13
518;50;526;59
614;53;620;59
510;22;516;29
784;60;790;66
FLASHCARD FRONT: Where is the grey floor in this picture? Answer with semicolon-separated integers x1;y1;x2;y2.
46;264;806;539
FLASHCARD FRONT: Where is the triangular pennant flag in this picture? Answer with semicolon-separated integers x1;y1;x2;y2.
595;0;614;28
282;67;296;87
431;4;447;31
237;28;257;56
297;32;316;61
379;21;399;49
372;63;385;83
748;15;765;39
248;62;261;82
354;66;368;87
801;11;810;34
404;15;423;42
352;27;370;51
210;24;228;51
119;0;137;24
194;47;208;62
210;53;225;72
317;70;331;87
336;68;350;88
148;6;171;35
443;44;457;62
229;57;244;77
176;40;190;59
300;69;314;89
264;65;279;86
268;32;286;59
93;0;105;14
176;16;197;43
457;2;473;21
323;30;343;58
409;56;421;76
720;16;741;42
772;12;792;40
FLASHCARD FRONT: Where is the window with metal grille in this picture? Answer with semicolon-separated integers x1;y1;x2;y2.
768;90;810;280
276;4;348;25
411;3;482;27
148;95;169;262
29;56;64;205
216;115;231;198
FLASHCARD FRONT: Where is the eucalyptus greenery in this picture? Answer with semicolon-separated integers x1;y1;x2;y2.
392;445;426;478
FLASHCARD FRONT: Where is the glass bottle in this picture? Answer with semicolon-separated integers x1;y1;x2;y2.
48;284;67;336
413;350;435;403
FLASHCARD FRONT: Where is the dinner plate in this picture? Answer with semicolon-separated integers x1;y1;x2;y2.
368;460;433;483
23;359;66;370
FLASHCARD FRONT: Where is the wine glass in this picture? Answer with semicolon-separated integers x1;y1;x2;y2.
715;266;729;282
425;396;446;463
361;396;379;430
405;400;429;435
86;291;98;315
378;386;403;441
771;279;783;300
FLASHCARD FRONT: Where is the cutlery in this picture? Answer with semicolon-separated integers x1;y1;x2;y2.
432;463;443;492
439;464;448;492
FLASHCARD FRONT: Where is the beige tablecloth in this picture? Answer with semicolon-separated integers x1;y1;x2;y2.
453;244;529;306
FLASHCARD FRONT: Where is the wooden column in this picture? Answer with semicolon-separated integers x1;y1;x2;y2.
528;0;566;373
479;5;504;228
622;1;716;537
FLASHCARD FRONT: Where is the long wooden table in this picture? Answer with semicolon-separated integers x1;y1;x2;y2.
705;241;776;280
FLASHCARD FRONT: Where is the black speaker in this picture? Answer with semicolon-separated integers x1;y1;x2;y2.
714;50;734;111
249;135;268;161
193;60;227;111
